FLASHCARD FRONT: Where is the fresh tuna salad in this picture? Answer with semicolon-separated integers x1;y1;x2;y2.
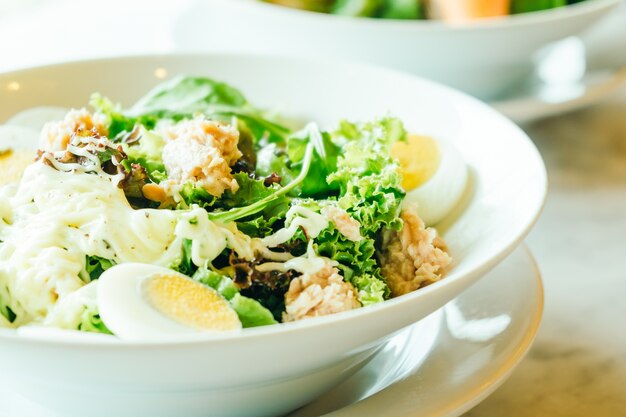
0;76;456;339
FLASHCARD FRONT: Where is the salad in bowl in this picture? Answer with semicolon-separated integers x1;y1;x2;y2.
0;54;546;417
0;76;465;340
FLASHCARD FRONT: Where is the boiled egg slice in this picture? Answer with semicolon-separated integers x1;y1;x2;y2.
392;134;468;226
97;263;241;340
0;125;40;186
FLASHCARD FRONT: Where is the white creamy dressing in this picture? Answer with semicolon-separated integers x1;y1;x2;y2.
256;241;336;275
176;208;256;266
256;206;332;275
262;206;329;247
0;163;182;325
0;161;337;328
43;280;99;329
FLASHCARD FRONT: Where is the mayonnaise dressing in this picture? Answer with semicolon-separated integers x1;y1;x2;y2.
262;205;329;247
0;162;258;326
0;162;339;328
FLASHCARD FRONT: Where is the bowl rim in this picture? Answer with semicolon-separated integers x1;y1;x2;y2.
224;0;620;31
0;52;548;348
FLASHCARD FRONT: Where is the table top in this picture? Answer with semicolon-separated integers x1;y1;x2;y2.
1;1;625;416
468;89;626;417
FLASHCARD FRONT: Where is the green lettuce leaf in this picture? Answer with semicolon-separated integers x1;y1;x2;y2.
123;130;167;182
85;256;116;281
127;76;290;143
192;268;277;327
170;239;196;277
328;117;406;236
230;293;278;327
78;306;113;335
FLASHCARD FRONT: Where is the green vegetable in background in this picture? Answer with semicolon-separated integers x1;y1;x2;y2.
380;0;423;19
510;0;566;13
332;0;383;16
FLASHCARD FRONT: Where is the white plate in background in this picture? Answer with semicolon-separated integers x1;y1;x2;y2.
493;2;626;124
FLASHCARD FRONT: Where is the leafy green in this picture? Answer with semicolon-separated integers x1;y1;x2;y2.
123;130;167;182
192;268;239;300
286;124;341;197
511;0;566;13
208;143;314;224
192;267;277;327
85;256;116;281
230;293;278;327
332;0;383;16
92;76;290;143
380;0;423;19
352;273;389;306
128;75;247;115
255;143;296;186
90;94;139;139
126;76;290;143
178;183;216;210
329;117;406;236
170;239;196;276
78;306;113;334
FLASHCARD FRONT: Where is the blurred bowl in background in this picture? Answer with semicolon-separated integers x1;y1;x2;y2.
174;0;620;99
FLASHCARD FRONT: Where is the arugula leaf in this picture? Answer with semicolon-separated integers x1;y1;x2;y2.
208;143;314;224
85;256;116;281
286;123;341;197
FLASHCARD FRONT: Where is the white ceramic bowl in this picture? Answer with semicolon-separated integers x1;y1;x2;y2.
173;0;620;99
0;54;546;417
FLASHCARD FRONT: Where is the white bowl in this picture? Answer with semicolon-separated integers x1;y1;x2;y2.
173;0;620;99
0;54;547;417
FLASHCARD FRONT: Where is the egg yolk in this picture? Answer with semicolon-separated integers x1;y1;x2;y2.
143;274;240;331
0;149;34;186
392;134;441;191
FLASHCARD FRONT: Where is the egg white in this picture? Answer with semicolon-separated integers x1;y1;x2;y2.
405;138;468;226
97;263;241;341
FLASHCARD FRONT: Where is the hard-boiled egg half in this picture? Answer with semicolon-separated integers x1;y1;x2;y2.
97;263;241;340
392;134;468;226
